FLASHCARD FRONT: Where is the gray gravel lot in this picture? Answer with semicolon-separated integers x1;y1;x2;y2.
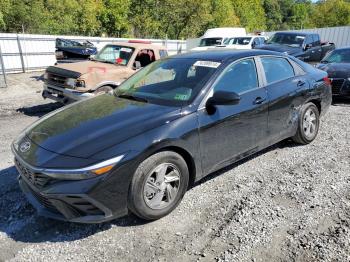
0;72;349;262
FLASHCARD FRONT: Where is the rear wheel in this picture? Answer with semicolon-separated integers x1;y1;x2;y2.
292;102;320;144
128;151;189;220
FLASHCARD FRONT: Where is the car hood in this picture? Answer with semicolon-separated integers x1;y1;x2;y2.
257;44;302;55
316;63;350;78
57;46;97;56
57;61;124;76
25;94;182;159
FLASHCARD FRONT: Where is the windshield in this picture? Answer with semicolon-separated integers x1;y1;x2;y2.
94;45;135;65
199;38;223;47
114;58;220;106
267;33;305;47
321;49;350;63
223;37;252;45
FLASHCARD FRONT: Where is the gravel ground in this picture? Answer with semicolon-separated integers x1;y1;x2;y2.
0;72;349;262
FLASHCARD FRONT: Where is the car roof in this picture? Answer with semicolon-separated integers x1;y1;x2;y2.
105;42;166;50
171;49;286;62
274;31;315;36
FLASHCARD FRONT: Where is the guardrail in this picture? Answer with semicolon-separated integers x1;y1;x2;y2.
0;33;186;74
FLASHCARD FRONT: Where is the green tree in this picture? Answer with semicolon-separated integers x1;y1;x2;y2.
0;0;10;30
205;0;240;29
98;0;131;37
287;1;314;29
312;0;350;28
4;0;47;33
232;0;266;31
263;0;283;30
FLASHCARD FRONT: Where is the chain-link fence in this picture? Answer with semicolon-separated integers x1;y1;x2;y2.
0;44;7;88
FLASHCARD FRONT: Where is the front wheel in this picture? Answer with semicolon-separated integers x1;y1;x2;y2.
128;151;189;220
292;102;320;144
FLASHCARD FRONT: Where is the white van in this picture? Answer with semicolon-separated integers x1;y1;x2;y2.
191;27;247;51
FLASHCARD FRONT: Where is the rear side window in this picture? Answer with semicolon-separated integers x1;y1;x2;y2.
261;57;295;84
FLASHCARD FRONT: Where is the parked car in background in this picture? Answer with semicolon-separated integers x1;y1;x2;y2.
191;27;246;51
43;41;168;104
317;47;350;97
13;50;331;223
55;38;97;63
215;35;267;50
257;32;335;62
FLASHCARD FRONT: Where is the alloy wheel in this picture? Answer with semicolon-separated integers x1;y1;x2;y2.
143;163;181;210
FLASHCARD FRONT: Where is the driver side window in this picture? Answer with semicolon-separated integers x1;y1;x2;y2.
213;59;259;94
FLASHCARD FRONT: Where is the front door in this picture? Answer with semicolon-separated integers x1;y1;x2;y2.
198;58;268;175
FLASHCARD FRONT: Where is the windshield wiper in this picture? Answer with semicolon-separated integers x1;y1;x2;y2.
320;60;329;64
117;94;148;103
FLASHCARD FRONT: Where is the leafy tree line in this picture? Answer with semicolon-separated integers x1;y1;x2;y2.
0;0;349;39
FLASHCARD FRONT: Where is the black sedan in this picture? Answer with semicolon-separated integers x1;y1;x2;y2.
317;47;350;97
12;50;332;223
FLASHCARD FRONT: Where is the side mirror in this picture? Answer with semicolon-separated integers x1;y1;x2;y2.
304;43;312;50
133;61;141;70
207;91;240;106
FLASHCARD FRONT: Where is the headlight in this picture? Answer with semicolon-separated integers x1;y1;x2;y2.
43;72;49;80
76;79;85;88
42;155;124;180
65;78;76;88
348;78;350;81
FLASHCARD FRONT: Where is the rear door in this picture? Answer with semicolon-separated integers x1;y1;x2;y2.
259;56;309;144
198;58;268;174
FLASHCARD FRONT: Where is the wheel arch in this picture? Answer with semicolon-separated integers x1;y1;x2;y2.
151;145;197;189
306;99;322;115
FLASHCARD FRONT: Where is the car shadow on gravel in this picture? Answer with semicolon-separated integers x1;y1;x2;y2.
16;102;63;117
0;165;152;245
30;75;45;82
332;97;350;106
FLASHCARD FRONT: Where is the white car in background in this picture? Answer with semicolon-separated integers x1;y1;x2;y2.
191;27;247;51
215;36;268;50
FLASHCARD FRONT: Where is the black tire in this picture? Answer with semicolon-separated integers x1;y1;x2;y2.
93;85;113;95
292;102;320;144
128;151;189;220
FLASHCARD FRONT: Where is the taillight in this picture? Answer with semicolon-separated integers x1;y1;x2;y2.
323;76;332;86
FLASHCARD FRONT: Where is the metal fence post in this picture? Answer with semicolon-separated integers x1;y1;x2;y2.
17;34;26;73
0;44;7;88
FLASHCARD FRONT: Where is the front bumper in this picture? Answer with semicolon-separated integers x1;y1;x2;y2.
15;156;133;223
330;78;350;97
42;83;93;103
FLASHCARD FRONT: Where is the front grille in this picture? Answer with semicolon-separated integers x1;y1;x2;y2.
331;79;344;95
15;158;52;189
47;73;67;88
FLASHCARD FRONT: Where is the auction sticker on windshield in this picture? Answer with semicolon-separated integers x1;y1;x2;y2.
193;61;221;68
121;47;133;53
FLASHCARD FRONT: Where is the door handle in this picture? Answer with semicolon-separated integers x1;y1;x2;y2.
297;80;306;87
254;97;266;105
